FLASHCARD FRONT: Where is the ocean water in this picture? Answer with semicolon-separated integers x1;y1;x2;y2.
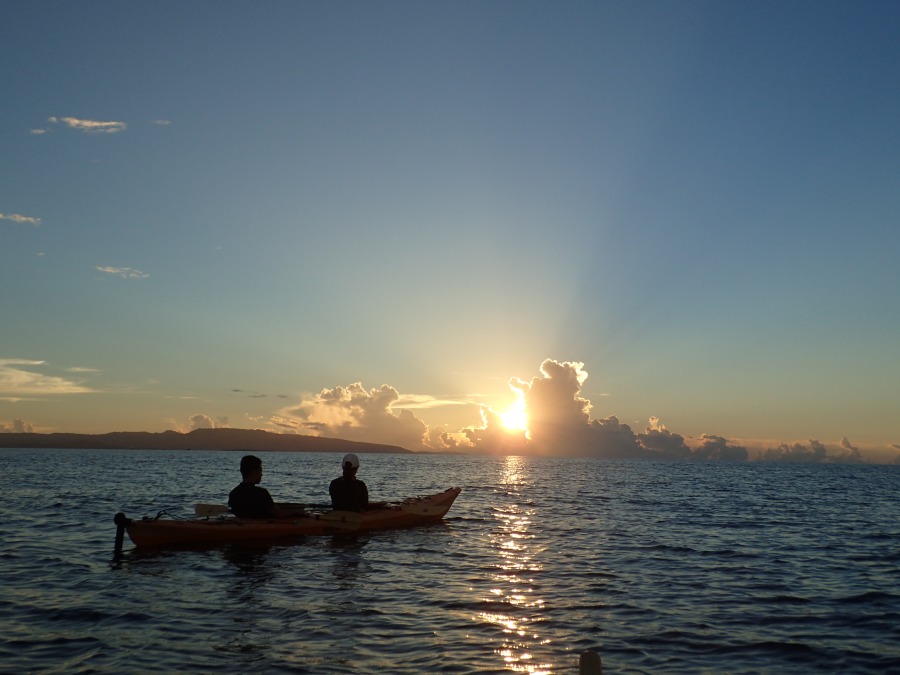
0;449;898;674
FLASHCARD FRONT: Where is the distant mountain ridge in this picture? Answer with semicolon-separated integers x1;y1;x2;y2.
0;428;412;454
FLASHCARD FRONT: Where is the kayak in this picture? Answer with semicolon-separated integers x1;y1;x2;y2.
114;487;461;548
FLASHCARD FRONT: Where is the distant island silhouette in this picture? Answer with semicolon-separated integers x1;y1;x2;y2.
0;428;413;454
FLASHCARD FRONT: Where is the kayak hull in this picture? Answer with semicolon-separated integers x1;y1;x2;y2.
121;487;460;548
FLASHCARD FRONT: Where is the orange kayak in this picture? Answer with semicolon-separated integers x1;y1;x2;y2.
115;487;461;548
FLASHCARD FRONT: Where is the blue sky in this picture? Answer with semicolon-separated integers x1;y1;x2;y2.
2;1;898;462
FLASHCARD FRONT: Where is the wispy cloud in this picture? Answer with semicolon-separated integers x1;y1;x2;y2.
95;266;149;279
152;119;172;126
0;359;94;396
30;128;47;135
0;212;42;226
393;393;472;409
49;116;127;134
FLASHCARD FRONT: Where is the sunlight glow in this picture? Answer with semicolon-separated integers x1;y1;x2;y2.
500;396;528;432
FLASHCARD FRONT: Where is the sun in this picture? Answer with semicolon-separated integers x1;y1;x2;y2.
499;397;528;432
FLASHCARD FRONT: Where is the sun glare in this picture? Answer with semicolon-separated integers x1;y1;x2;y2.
500;398;528;432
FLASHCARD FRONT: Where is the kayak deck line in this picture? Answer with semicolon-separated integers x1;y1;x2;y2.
114;487;461;549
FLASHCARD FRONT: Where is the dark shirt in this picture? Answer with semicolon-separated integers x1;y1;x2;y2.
329;476;368;512
228;482;276;518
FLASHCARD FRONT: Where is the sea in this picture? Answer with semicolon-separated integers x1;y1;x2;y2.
0;449;897;674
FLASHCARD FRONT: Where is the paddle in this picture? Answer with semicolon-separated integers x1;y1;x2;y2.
195;504;230;517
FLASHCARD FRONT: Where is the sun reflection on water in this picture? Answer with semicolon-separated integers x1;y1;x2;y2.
476;456;554;674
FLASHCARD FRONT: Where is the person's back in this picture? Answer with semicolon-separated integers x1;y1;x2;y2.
329;453;368;512
229;480;276;518
227;455;306;519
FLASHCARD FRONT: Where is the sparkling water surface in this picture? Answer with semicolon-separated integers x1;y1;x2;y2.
0;449;897;673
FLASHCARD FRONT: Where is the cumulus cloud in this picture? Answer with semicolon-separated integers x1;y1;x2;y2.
692;434;749;461
0;359;93;396
832;437;863;464
190;414;228;430
761;439;828;463
455;360;753;459
511;360;592;451
636;417;692;460
427;426;464;451
0;418;35;433
1;212;42;226
49;116;126;133
269;359;857;462
283;383;429;450
95;266;149;279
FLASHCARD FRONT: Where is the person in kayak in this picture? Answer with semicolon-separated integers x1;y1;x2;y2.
329;453;369;512
229;455;305;519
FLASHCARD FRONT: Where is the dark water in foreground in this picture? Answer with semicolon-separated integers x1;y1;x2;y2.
0;449;898;674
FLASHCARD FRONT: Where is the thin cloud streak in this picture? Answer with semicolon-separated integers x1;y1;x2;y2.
48;116;126;133
1;213;41;226
95;266;149;279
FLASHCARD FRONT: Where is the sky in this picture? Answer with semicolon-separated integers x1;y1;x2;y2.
2;1;899;463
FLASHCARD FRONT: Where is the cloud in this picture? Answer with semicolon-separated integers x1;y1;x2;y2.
757;438;865;463
0;418;35;433
471;359;643;457
232;388;288;400
833;436;863;464
393;393;470;410
95;266;149;279
0;359;93;396
463;406;528;454
266;359;867;462
1;212;42;226
30;128;47;135
453;360;753;459
152;119;172;126
281;382;429;450
189;413;229;430
636;417;692;460
511;360;592;448
692;434;749;461
49;116;126;133
760;439;828;463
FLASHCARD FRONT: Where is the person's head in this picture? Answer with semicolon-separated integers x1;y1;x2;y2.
240;455;263;483
341;453;359;476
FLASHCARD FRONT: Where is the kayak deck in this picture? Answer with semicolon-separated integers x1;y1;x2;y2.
116;487;461;548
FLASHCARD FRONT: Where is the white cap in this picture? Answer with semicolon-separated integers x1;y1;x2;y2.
342;453;359;469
